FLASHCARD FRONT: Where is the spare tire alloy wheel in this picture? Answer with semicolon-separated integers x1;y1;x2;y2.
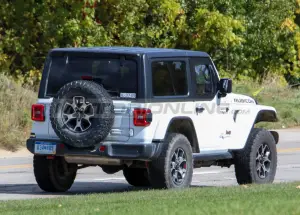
62;96;95;132
50;80;115;148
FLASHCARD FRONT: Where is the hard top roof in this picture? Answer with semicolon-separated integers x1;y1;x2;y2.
50;46;210;58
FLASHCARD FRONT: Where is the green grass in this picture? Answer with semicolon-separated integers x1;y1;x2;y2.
1;182;300;215
0;74;36;151
233;80;300;129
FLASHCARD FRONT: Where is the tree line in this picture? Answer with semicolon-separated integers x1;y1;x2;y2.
0;0;299;87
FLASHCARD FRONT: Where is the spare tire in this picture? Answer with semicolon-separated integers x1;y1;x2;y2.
50;80;114;148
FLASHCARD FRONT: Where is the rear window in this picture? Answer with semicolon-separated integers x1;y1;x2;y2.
45;54;138;99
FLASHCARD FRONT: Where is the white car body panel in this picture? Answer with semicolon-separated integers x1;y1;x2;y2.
217;93;276;150
32;98;133;142
31;91;277;152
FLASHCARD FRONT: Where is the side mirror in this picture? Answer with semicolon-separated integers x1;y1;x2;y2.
218;78;232;97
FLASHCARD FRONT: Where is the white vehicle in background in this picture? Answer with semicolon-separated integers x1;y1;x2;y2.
27;47;279;192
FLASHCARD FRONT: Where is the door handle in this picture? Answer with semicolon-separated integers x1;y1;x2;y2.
220;107;229;113
196;106;205;114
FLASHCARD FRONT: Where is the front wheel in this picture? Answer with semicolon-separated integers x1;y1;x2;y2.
147;133;193;189
234;128;277;184
33;155;77;192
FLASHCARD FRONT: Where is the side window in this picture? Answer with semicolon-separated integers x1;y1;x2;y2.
191;58;216;96
152;60;188;96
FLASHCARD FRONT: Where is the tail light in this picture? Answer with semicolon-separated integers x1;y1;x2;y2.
133;108;152;126
81;76;93;80
32;104;45;121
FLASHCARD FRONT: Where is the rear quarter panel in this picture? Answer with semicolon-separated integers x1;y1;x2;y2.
128;101;195;143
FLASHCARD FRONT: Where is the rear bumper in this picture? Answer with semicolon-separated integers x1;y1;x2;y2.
26;138;163;161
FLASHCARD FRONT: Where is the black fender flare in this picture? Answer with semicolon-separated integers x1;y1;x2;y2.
255;109;278;124
163;116;200;153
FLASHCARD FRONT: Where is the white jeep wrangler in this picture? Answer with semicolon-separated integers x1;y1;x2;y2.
27;47;279;192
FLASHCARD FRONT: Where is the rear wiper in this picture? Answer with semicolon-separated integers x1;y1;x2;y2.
106;90;120;98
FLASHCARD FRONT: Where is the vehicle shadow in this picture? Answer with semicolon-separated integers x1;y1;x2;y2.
0;182;144;196
0;181;210;197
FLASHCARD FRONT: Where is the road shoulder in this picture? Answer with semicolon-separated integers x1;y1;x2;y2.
0;148;31;158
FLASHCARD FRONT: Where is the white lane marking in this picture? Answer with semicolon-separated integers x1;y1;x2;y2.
74;178;125;182
278;164;300;168
89;171;222;182
224;177;236;180
94;177;125;181
193;171;221;175
75;170;231;182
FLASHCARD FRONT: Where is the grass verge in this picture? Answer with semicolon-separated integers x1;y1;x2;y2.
1;182;300;215
0;74;36;151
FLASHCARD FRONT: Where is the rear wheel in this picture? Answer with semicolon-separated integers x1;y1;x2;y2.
234;128;277;184
147;133;193;189
33;155;77;192
123;168;150;187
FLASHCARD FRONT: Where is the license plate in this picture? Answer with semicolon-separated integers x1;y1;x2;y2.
34;142;57;155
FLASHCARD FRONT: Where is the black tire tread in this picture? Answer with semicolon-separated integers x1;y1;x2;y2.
34;156;56;192
234;128;277;184
123;168;150;187
147;133;193;189
33;155;77;192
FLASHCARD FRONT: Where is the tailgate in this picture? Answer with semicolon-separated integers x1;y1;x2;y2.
48;100;131;142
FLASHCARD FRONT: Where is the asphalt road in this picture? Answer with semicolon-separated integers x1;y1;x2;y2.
0;128;300;201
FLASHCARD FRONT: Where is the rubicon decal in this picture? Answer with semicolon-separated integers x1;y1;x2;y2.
234;98;255;103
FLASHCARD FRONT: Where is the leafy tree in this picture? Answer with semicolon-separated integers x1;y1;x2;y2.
0;0;108;85
95;0;185;47
0;0;299;86
180;0;299;81
190;9;245;74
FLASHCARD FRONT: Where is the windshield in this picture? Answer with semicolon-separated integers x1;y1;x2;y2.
45;54;138;99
